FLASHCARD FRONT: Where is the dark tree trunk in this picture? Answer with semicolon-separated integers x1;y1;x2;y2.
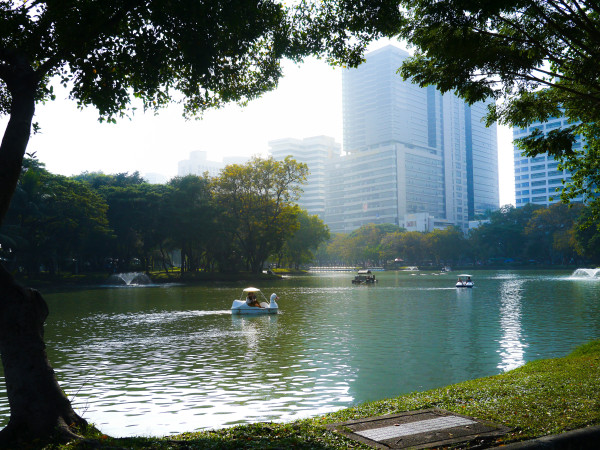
0;266;87;446
0;56;87;446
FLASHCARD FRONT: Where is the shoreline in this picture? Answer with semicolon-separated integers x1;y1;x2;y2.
46;339;600;449
12;270;288;293
12;266;591;292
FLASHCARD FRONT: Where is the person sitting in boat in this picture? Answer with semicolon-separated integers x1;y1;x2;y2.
246;292;262;308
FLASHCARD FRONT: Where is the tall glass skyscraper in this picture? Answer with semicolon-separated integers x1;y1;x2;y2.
325;45;499;233
513;119;583;207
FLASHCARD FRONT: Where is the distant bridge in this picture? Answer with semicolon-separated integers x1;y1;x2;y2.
307;266;358;272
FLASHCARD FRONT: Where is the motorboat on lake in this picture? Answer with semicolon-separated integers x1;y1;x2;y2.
352;269;377;284
456;274;474;288
231;287;279;315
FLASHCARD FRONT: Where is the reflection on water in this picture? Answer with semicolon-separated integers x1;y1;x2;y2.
1;270;600;437
497;278;527;371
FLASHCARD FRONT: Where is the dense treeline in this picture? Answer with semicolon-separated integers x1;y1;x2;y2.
0;156;330;276
315;203;600;268
2;156;598;276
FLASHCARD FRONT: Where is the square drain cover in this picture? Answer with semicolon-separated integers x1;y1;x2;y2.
326;409;510;449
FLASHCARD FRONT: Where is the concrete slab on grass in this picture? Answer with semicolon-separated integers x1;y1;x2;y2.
326;408;511;449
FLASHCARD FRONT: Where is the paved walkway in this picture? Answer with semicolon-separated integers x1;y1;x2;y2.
501;424;600;449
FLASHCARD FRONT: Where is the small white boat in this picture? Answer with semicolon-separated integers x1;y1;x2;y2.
456;274;474;288
231;287;279;315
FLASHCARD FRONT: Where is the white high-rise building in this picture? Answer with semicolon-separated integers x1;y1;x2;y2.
513;119;583;207
177;151;249;178
269;136;341;217
325;45;499;233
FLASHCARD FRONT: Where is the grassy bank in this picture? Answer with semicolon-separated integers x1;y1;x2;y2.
50;340;600;449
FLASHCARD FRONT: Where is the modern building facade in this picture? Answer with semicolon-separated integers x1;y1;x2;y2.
325;45;499;233
513;119;583;207
178;151;248;178
402;213;454;232
269;136;341;217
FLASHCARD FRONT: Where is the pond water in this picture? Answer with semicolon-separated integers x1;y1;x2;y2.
1;270;599;437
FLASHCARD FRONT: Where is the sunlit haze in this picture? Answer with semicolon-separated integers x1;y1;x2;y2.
0;41;515;206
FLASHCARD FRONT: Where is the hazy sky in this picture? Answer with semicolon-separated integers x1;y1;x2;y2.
1;43;516;205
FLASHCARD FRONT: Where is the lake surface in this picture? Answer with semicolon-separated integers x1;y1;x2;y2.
1;269;599;437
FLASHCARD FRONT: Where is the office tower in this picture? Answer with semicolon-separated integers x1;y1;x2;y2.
178;151;224;178
144;173;168;184
513;119;583;207
178;151;248;178
325;45;499;233
269;136;341;217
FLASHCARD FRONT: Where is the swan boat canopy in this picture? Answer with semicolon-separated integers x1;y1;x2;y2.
456;274;474;288
231;287;279;315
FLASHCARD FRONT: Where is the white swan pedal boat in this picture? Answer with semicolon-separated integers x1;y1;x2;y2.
456;274;474;288
231;287;279;315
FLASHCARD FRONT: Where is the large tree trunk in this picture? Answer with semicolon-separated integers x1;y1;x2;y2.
0;266;87;446
0;56;87;446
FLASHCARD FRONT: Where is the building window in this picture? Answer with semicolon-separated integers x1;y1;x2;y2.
546;122;562;130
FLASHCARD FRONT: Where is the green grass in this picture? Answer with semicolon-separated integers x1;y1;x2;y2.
50;340;600;449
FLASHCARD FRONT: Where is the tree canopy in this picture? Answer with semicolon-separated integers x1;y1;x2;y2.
1;157;332;276
0;1;392;445
315;202;599;268
281;209;330;269
5;0;599;445
0;0;394;224
212;156;308;273
385;0;600;221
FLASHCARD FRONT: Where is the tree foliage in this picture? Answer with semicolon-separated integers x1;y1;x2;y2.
367;0;600;219
212;156;308;273
317;203;600;267
1;157;327;276
0;1;390;443
282;210;330;269
468;204;544;262
165;176;217;273
524;202;583;264
3;159;111;274
1;0;288;120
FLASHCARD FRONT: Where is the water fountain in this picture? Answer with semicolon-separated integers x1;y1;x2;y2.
106;272;153;286
571;268;600;279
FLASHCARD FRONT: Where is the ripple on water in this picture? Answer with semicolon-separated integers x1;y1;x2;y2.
2;270;600;437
